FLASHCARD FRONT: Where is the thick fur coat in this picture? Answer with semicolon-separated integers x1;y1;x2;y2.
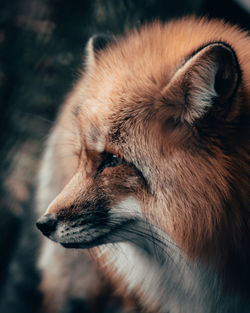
36;17;250;312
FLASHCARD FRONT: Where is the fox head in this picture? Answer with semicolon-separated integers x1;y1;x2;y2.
37;19;250;291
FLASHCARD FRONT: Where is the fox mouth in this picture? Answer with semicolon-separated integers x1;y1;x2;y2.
37;198;142;249
58;219;135;249
60;235;106;249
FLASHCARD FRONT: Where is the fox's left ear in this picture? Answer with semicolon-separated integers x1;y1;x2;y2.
163;42;241;124
85;33;115;70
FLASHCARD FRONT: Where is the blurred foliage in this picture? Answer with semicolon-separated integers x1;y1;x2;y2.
0;1;249;312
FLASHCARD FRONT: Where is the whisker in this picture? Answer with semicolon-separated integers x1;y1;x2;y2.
70;213;181;267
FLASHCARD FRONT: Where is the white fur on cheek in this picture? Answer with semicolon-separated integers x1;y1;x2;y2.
110;196;142;218
98;197;226;313
101;197;163;309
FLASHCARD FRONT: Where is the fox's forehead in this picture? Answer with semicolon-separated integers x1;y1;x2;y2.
74;104;108;153
75;23;197;145
74;17;249;154
75;104;132;157
76;54;169;153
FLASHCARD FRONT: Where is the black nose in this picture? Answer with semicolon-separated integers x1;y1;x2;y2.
36;214;58;236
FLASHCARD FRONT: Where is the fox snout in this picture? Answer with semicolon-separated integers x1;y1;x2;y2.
36;152;146;248
36;214;58;237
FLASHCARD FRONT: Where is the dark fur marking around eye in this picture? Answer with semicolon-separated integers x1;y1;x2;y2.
110;122;120;140
110;117;131;144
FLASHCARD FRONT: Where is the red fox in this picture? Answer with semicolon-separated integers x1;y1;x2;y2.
36;17;250;312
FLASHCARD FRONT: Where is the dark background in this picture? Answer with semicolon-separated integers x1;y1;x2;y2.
0;1;249;312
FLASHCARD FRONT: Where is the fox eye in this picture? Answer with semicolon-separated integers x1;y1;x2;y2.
105;154;122;167
97;152;123;173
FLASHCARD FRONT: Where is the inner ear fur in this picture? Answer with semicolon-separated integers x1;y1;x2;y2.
163;42;241;124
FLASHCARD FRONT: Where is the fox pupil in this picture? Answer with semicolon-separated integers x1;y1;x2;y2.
97;153;123;173
105;154;120;167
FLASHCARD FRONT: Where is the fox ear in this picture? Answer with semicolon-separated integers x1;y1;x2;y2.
85;33;115;70
163;42;240;124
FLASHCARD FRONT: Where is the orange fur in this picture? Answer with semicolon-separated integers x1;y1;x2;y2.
37;17;250;312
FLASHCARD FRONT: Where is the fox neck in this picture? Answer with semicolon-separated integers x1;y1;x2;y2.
96;223;215;312
94;221;249;313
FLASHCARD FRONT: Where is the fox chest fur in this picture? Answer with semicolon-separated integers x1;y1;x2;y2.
36;17;250;313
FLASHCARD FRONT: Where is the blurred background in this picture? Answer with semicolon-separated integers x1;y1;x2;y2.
0;1;249;312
